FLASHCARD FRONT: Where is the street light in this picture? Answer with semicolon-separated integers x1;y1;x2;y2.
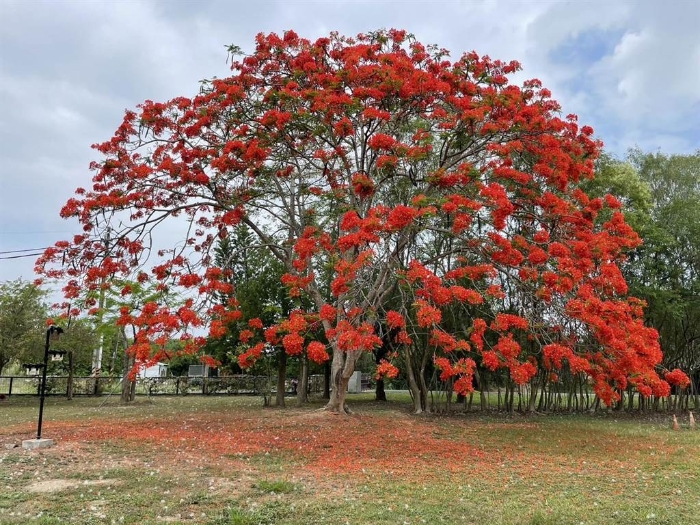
22;325;65;450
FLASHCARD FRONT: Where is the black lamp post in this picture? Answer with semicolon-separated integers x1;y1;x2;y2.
22;326;65;449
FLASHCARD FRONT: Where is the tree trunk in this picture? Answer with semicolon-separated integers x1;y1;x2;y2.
403;348;423;414
507;381;515;415
527;374;538;412
477;369;487;412
446;381;454;414
296;354;309;406
66;350;74;400
326;348;362;413
323;361;331;399
375;378;387;401
121;355;136;403
120;327;135;403
627;387;635;411
276;350;287;407
418;351;429;412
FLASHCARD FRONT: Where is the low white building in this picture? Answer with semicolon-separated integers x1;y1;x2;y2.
139;362;169;378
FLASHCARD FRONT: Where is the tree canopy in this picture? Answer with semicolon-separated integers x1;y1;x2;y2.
0;279;48;374
36;29;687;412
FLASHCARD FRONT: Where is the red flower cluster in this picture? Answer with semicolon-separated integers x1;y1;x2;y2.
375;359;400;380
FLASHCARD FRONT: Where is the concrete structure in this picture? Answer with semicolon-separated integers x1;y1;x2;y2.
22;438;54;450
347;371;363;393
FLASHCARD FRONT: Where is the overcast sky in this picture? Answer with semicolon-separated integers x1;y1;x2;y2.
1;0;699;286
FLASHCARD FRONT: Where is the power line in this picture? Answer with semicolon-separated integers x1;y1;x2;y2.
0;230;75;235
0;252;45;260
0;247;49;254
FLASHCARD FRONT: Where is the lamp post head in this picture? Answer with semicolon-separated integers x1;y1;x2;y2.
49;349;67;362
23;363;44;376
47;326;64;343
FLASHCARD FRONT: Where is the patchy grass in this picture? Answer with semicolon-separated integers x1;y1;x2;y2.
1;394;699;524
255;480;295;494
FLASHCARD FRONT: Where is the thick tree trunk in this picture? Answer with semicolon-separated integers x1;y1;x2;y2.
325;348;361;413
276;350;287;407
615;389;625;411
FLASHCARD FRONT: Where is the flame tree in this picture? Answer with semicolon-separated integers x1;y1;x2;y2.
36;30;687;413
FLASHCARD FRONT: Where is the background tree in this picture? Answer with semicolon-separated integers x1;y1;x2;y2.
37;29;685;415
206;227;298;406
628;150;700;380
586;151;699;406
0;279;47;374
60;318;99;399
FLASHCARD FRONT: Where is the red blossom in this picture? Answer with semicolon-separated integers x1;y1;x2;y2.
351;172;375;198
283;333;305;356
238;342;264;368
375;359;399;380
248;318;263;330
386;310;406;330
319;304;337;322
307;341;330;364
239;329;254;344
664;369;691;389
415;300;441;327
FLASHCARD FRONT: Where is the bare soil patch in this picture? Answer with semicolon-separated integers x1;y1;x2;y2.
26;478;116;493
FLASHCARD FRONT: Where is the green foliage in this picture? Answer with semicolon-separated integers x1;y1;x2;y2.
168;353;201;377
60;319;99;375
628;150;700;374
206;226;295;372
587;153;653;230
216;226;294;324
0;279;47;373
588;150;700;375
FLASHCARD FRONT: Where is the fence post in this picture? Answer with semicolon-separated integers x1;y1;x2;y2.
176;377;180;395
8;377;13;396
202;377;207;395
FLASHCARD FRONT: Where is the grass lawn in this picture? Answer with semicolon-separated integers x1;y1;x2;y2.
0;393;698;525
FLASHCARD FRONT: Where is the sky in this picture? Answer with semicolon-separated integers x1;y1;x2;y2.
1;0;699;286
